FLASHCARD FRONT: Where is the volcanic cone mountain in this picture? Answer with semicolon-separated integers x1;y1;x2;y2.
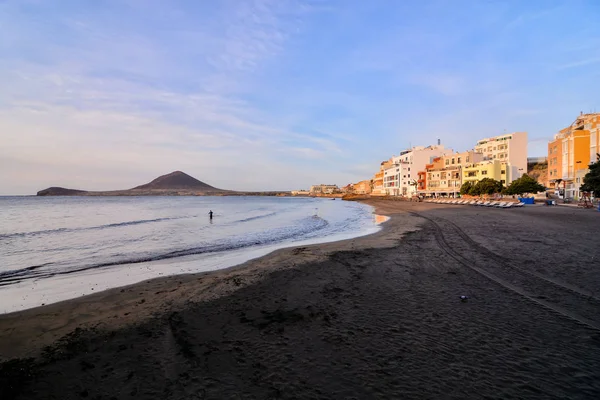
133;171;223;191
37;171;228;196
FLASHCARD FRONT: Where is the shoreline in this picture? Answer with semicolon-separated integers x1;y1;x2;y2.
0;197;381;315
2;200;600;399
0;199;418;361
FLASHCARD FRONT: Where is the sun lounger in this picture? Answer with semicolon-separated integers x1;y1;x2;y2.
494;202;507;208
487;201;500;207
514;202;525;207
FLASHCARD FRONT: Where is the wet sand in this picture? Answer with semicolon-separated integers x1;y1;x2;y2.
1;200;600;399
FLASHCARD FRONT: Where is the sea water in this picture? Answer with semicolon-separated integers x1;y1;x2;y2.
0;196;382;313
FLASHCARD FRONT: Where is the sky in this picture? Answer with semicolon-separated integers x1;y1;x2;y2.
1;0;600;194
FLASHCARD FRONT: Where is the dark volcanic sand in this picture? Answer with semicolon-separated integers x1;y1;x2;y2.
1;201;600;399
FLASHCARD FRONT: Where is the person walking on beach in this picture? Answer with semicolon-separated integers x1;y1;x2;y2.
208;210;213;220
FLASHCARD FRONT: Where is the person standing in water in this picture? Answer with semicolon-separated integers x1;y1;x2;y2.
208;210;213;220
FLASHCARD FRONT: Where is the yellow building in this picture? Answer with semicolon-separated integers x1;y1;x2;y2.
463;160;509;185
548;112;598;198
422;150;483;196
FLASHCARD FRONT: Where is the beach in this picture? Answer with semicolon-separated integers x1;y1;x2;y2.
2;200;600;399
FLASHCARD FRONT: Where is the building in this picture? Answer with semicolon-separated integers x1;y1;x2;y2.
371;160;393;196
589;114;600;162
417;170;427;192
309;184;339;195
291;190;310;196
463;160;510;185
574;168;589;200
383;162;404;196
548;137;563;188
548;113;598;199
474;131;527;184
340;184;354;194
420;150;483;196
383;144;452;196
353;180;372;195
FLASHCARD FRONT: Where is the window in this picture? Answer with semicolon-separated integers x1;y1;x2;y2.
408;167;411;171
501;170;505;174
451;158;455;164
466;156;470;162
481;170;488;175
457;157;461;163
467;171;477;177
445;159;449;165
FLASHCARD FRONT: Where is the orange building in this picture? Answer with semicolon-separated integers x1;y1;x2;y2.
417;169;428;192
371;159;393;195
547;138;562;186
353;180;372;194
548;112;598;198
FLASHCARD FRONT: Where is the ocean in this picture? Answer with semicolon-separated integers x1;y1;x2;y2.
0;196;383;313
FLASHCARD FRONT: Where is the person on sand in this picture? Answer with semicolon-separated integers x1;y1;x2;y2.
208;210;213;220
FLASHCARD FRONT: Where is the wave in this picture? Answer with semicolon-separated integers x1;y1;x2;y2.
233;212;277;224
0;216;184;240
0;216;329;285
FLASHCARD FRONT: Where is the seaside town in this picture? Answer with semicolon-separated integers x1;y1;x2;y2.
302;112;599;206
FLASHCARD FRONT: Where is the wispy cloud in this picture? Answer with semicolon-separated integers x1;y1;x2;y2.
556;57;600;71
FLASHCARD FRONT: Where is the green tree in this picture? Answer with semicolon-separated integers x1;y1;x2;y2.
580;154;600;196
505;174;545;195
472;178;503;195
460;181;475;195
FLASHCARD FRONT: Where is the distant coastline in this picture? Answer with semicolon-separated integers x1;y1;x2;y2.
36;171;291;197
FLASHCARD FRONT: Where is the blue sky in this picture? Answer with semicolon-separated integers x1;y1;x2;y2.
1;0;599;194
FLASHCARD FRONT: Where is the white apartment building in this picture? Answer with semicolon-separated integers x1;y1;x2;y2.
383;144;452;196
383;162;406;196
474;131;527;184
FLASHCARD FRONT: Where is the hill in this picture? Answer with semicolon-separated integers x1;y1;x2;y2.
37;171;228;196
132;171;222;191
36;187;88;196
527;161;548;188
